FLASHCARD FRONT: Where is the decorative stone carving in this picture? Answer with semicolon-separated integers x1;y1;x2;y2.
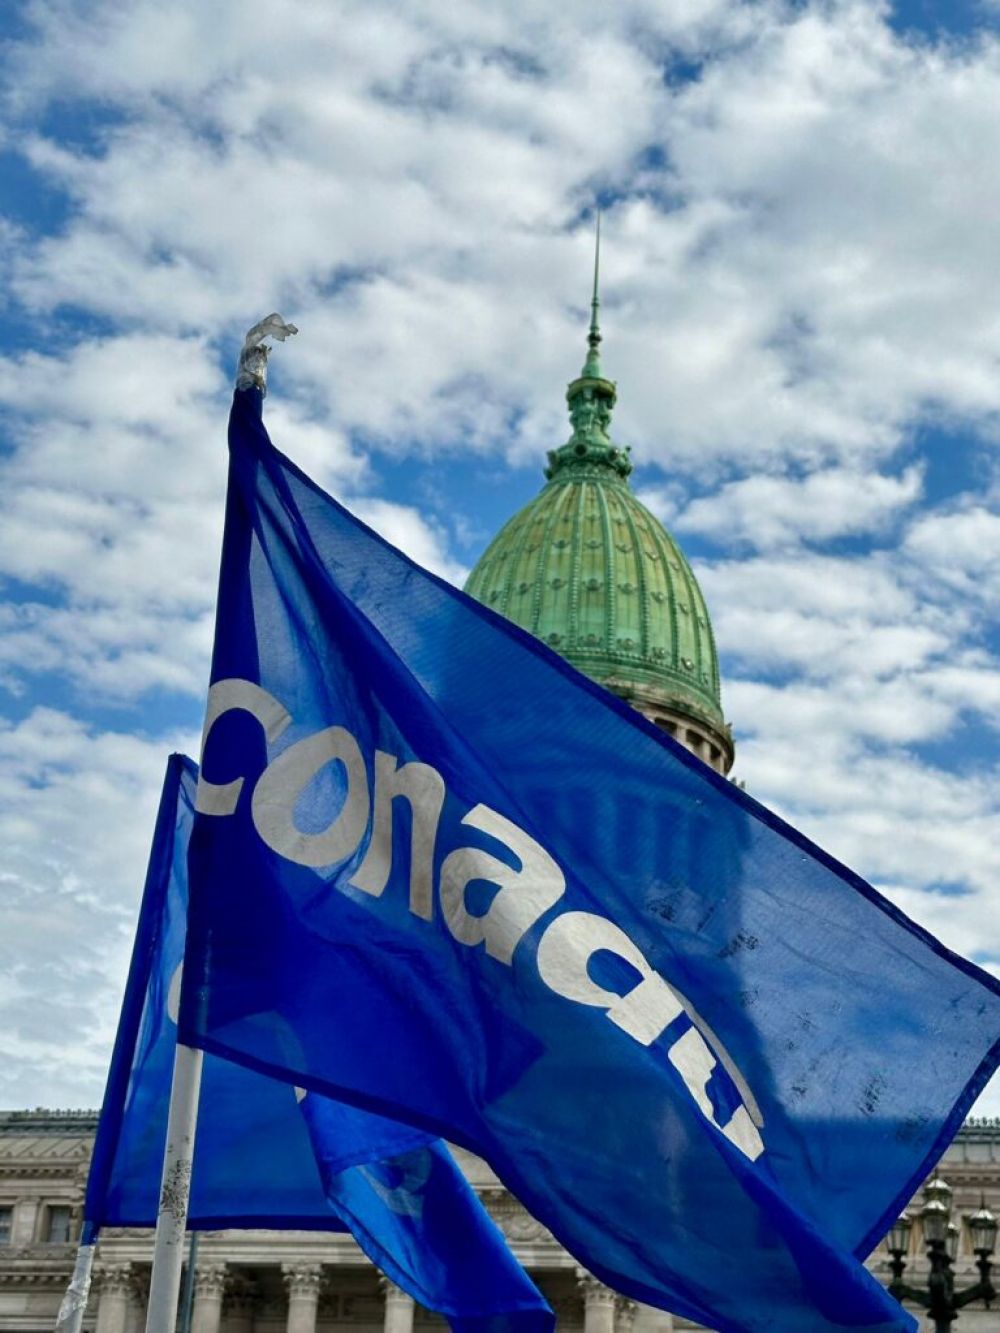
0;1267;77;1288
283;1263;324;1333
94;1264;136;1333
484;1188;549;1242
577;1270;617;1333
193;1265;227;1299
577;1272;616;1306
282;1263;323;1298
615;1297;639;1333
1;1241;75;1261
96;1265;135;1298
191;1265;227;1333
379;1276;410;1302
505;1211;548;1241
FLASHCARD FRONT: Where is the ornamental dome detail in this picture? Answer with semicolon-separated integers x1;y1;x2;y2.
464;222;733;774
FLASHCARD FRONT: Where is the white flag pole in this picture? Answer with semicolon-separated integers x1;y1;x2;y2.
55;1241;97;1333
144;1042;203;1333
142;314;297;1333
143;316;297;1333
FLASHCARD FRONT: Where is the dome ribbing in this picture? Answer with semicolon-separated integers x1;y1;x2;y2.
465;467;726;725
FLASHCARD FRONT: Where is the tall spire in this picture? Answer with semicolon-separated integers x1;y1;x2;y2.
582;209;603;379
544;210;631;482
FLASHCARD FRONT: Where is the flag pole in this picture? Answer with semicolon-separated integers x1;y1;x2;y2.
178;1231;200;1333
144;318;296;1333
55;1240;97;1333
144;1042;204;1333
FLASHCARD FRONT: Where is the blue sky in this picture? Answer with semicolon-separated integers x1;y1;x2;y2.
1;0;999;1128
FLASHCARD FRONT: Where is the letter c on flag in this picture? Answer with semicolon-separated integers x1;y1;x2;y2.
196;679;292;815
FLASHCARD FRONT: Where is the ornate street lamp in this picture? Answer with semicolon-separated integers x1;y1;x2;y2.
969;1200;998;1256
887;1211;913;1256
887;1178;997;1332
945;1222;960;1264
922;1196;950;1245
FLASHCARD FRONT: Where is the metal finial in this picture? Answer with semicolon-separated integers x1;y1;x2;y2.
582;211;603;378
589;209;601;349
236;313;299;394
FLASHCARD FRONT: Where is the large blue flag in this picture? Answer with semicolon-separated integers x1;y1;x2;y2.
181;385;1000;1333
85;753;552;1333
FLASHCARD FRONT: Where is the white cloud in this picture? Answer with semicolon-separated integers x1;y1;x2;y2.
702;550;957;684
672;465;923;549
348;497;469;586
904;504;1000;600
730;713;1000;953
0;707;196;1105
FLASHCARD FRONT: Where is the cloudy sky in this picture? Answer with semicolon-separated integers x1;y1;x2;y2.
1;0;998;1124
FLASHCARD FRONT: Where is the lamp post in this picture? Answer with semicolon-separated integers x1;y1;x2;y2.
887;1177;997;1332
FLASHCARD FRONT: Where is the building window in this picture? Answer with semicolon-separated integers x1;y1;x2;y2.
45;1205;72;1243
0;1207;11;1244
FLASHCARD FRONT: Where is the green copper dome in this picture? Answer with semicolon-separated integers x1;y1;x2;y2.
465;226;733;772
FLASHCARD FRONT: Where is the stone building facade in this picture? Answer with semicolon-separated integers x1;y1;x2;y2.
1;1110;999;1333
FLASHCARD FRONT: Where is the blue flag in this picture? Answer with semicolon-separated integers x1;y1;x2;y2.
301;1098;553;1333
181;386;1000;1333
86;753;552;1333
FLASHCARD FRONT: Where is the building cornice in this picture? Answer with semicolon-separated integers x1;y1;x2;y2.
0;1111;99;1135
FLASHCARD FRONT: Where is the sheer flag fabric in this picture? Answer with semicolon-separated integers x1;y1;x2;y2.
180;387;1000;1333
84;753;553;1333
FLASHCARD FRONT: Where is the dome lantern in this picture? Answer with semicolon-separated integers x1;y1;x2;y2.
544;211;633;485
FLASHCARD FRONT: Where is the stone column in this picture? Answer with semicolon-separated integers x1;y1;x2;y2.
191;1265;227;1333
283;1263;323;1333
94;1265;134;1333
577;1271;617;1333
380;1276;415;1333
